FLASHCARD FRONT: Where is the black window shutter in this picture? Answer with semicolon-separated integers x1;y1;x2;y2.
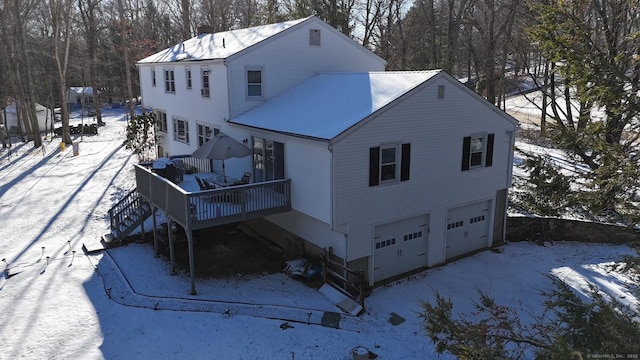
461;136;471;171
400;143;411;181
369;147;380;186
485;133;494;167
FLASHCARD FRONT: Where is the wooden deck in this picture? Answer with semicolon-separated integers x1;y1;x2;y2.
134;164;292;231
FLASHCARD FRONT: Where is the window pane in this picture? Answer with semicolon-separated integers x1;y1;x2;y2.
381;147;396;164
381;164;396;180
470;152;482;166
248;70;261;83
470;137;483;152
248;84;262;97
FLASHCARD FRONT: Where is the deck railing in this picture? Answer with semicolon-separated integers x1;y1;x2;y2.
134;164;291;230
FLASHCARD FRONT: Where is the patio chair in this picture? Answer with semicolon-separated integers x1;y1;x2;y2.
194;176;215;191
232;172;252;186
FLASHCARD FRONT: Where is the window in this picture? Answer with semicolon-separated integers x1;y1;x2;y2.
461;133;494;171
310;29;321;46
201;68;210;97
155;111;167;132
197;123;219;146
252;137;284;182
369;143;411;186
247;68;263;98
380;146;397;181
151;68;156;87
164;69;175;93
375;238;396;249
186;67;192;90
173;117;189;143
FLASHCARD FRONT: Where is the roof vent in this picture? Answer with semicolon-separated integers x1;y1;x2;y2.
197;25;213;35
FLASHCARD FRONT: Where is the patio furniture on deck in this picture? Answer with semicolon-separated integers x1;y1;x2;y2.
194;176;215;190
231;172;252;186
205;174;238;188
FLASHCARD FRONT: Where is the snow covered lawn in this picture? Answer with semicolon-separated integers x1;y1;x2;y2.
0;109;637;359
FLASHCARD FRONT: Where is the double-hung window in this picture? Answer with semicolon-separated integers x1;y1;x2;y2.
164;69;175;93
155;111;167;132
151;68;156;87
201;68;210;97
185;67;192;90
461;133;494;171
369;143;411;186
173;117;189;143
246;67;263;98
197;123;219;146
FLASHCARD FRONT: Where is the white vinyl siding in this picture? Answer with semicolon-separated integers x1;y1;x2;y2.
138;62;228;156
332;77;515;262
226;18;385;117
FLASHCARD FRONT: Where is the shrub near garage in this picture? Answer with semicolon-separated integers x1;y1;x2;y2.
419;261;640;359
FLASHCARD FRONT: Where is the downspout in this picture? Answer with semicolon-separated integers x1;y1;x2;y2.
327;142;347;235
224;59;231;122
504;127;518;243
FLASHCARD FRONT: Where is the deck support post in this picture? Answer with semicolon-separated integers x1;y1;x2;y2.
168;218;176;275
152;207;158;257
187;228;196;295
139;200;146;241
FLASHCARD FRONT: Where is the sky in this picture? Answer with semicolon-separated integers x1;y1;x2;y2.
0;105;637;359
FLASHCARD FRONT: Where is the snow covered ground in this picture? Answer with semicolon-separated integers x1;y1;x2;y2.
0;107;637;359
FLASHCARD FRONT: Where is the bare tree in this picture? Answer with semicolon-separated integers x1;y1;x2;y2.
4;0;44;147
116;0;135;120
46;0;74;145
79;0;105;125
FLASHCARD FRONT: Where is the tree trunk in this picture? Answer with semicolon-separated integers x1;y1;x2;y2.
49;0;74;144
118;0;135;120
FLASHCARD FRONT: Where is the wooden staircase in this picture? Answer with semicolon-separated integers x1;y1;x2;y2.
103;189;152;246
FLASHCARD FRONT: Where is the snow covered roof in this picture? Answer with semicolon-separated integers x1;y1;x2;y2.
6;102;49;113
137;17;311;64
68;87;96;96
229;71;442;140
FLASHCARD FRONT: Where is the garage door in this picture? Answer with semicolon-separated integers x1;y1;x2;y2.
373;214;429;283
445;200;491;259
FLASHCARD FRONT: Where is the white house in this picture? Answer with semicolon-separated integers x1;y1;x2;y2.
1;102;53;134
67;87;96;107
136;16;518;286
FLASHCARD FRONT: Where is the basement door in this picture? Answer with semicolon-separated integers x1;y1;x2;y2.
445;200;491;260
373;214;429;283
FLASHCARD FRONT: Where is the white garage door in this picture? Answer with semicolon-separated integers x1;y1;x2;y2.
373;214;429;283
445;200;491;259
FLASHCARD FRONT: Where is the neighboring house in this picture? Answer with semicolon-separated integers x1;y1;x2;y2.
136;16;518;286
1;102;53;134
67;87;96;108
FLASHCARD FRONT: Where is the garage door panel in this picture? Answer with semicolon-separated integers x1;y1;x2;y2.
445;201;490;259
373;215;428;282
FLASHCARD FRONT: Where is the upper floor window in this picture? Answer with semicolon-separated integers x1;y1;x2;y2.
246;68;263;98
461;133;494;171
201;68;210;97
173;117;189;143
197;123;219;146
369;143;411;186
155;111;167;132
164;69;175;93
186;67;192;90
151;68;156;87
